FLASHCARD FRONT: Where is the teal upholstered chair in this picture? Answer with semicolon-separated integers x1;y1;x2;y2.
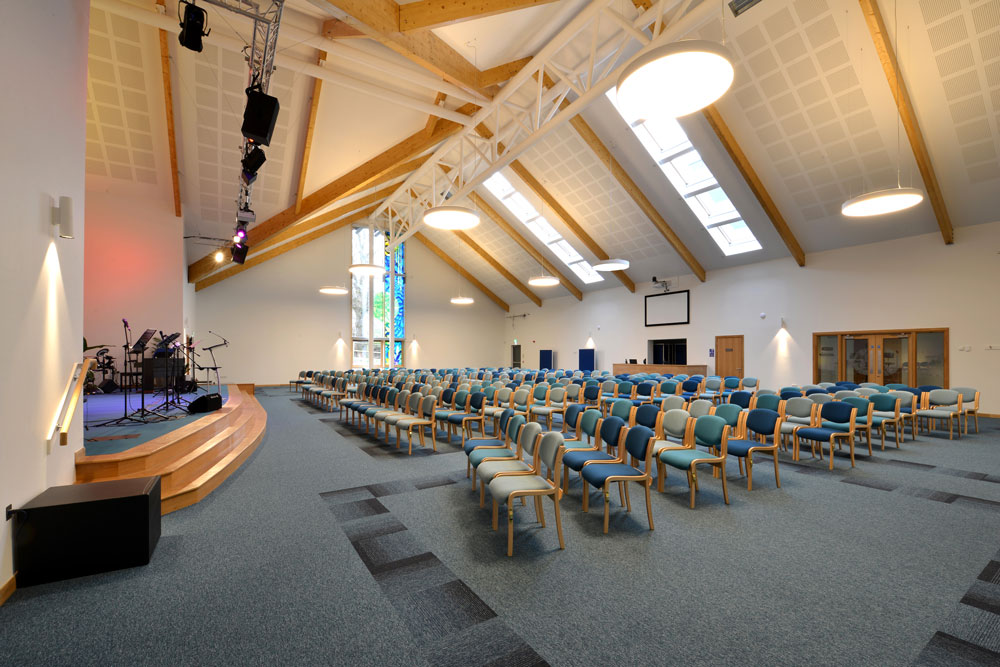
561;415;626;495
726;408;781;491
529;386;566;429
916;389;963;440
608;398;635;423
447;391;487;446
658;415;730;508
487;430;566;557
465;411;526;485
579;425;656;533
793;401;858;469
710;403;742;434
868;392;902;449
751;393;781;412
840;396;874;456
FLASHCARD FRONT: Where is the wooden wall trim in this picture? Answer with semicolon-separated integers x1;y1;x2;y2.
0;573;14;607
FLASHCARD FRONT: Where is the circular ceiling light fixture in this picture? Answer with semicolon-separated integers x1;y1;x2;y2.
422;205;480;230
450;296;474;305
319;286;348;295
592;258;630;271
348;262;385;277
616;40;735;122
841;187;924;217
528;274;560;287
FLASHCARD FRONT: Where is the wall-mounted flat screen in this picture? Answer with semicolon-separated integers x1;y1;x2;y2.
644;291;690;327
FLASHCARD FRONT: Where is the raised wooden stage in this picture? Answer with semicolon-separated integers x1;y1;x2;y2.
611;364;709;376
75;384;266;515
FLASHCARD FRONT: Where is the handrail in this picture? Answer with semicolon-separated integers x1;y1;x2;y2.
47;358;95;447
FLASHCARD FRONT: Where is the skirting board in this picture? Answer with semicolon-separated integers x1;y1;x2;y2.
979;413;999;419
0;573;15;607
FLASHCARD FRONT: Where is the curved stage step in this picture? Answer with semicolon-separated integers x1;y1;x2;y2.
75;384;267;514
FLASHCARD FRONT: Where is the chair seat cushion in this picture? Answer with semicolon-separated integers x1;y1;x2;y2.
530;406;556;415
916;409;958;419
563;450;616;470
383;413;410;426
446;412;472;424
726;439;774;457
464;438;504;454
376;411;405;422
469;447;514;468
786;416;812;425
821;420;853;432
488;475;553;504
435;409;460;420
660;449;718;468
394;416;430;428
477;460;532;484
873;411;900;420
796;427;843;441
581;463;644;487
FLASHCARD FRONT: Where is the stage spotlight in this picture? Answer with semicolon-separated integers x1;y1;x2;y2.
231;243;249;265
214;250;224;263
236;205;255;224
178;0;210;53
240;145;266;186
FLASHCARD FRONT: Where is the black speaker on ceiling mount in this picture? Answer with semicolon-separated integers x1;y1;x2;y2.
241;85;279;146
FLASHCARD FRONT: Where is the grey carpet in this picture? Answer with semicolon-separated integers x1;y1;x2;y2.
1;388;999;666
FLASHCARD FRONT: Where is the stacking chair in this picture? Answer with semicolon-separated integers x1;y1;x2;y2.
487;430;565;557
658;415;730;508
582;384;601;407
779;397;815;451
793;401;858;469
756;388;778;397
598;380;617;403
779;386;803;397
529;386;567;429
658;380;680;398
373;390;413;440
337;381;369;418
688;399;714;418
726;409;781;490
868;392;902;449
476;428;550;507
679;379;703;401
632;404;661;432
916;389;963;439
631;381;657;407
805;388;827;397
810;392;833;405
650;408;691;465
562;403;587;437
579;425;656;533
780;390;803;401
659;395;687;412
740;377;758;391
751;393;781;412
484;387;513;433
394;395;439;455
699;377;724;403
855;387;879;397
608;398;635;423
561;416;627;495
842;396;874;455
363;387;399;434
463;409;520;479
511;388;531;417
470;421;542;491
710;403;742;435
888;390;918;440
289;370;309;393
719;377;742;401
728;391;752;409
953;387;980;434
447;391;487;447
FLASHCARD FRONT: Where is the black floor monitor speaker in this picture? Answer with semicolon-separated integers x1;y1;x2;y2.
241;87;279;146
188;392;222;414
99;379;119;393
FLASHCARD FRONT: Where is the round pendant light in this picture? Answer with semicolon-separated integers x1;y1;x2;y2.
592;258;630;272
616;40;735;122
841;187;924;217
528;274;560;287
422;205;480;230
450;295;474;305
319;286;348;295
348;263;385;277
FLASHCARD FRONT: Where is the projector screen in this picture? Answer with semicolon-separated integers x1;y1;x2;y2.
644;291;690;327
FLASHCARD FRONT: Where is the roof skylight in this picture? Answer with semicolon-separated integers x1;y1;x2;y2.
483;172;604;284
606;91;762;256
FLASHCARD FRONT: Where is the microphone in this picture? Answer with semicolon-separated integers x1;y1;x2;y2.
122;318;130;330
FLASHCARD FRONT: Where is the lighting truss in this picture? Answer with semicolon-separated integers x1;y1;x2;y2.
377;0;718;249
199;0;284;221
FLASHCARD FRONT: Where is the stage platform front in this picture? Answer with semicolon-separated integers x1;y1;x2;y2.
611;364;709;376
76;384;266;515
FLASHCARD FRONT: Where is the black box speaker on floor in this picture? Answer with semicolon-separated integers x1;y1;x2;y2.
188;393;223;414
99;378;119;393
241;86;279;146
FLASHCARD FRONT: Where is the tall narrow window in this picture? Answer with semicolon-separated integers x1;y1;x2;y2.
352;227;404;368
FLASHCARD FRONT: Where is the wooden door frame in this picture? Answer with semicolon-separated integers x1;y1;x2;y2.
714;334;744;377
811;328;949;386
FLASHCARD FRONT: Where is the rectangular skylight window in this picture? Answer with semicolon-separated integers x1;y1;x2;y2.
606;90;762;257
483;172;604;284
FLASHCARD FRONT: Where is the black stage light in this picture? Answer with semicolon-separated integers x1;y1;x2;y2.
231;242;249;265
240;145;266;185
241;85;280;146
178;1;210;53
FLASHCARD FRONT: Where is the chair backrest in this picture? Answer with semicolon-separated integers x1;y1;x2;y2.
756;388;777;396
395;389;411;409
517;421;543;454
564;403;586;433
746;408;780;437
454;389;470;408
810;393;833;404
887;390;916;410
927;389;959;407
507;414;528;444
548;387;566;405
564;384;581;401
430;387;443;398
633;404;660;430
610;398;634;421
868;392;899;414
616;381;634;397
469;391;486;411
494;387;512;405
660;395;687;411
583;385;601;401
579;409;602;439
600;416;627;450
636;381;655;397
780;390;802;401
624;425;656;463
661;409;690;440
834;390;859;400
843;397;871;420
703;378;722;392
692;414;728;453
855;387;879;397
512;388;530;409
441;387;455;405
779;386;801;394
723;377;741;391
821;401;856;426
420;395;437;417
538;431;564;473
885;383;909;390
532;384;549;402
496;407;515;435
405;391;422;413
712;403;742;429
688;399;714;418
385;387;399;406
783;397;814;419
805;388;826;396
952;386;978;407
728;391;752;409
753;393;781;411
741;377;758;389
682;379;701;393
600;380;616;393
659;380;679;395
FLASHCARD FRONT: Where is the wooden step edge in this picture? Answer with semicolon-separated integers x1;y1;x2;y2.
75;385;246;465
161;404;267;515
157;411;259;494
158;407;255;477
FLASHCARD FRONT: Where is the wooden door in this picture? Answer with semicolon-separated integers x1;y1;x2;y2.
715;335;744;377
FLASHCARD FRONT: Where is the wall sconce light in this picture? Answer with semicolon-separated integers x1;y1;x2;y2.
51;196;74;239
780;317;788;330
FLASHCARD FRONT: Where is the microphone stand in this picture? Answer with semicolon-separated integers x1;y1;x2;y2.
95;320;144;426
203;330;229;395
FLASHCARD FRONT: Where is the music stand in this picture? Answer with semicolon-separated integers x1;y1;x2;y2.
95;324;153;426
150;333;186;415
128;329;165;422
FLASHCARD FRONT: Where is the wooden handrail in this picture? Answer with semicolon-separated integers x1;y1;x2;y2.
47;358;95;447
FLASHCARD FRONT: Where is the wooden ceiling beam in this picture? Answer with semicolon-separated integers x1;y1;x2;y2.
414;232;510;311
702;105;805;266
398;0;560;32
478;57;533;88
469;192;583;300
859;0;954;244
295;50;327;215
196;207;377;292
155;0;181;217
454;231;542;307
321;18;366;39
321;0;487;98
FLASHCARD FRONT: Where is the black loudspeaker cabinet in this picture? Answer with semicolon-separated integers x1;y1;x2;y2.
99;378;119;393
241;88;280;146
13;477;161;587
189;392;223;414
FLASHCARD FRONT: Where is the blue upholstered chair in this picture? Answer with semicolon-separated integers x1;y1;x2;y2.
680;379;703;401
447;391;486;446
632;403;660;432
583;383;601;406
728;391;752;409
793;401;858;469
561;415;627;495
726;408;781;491
868;392;902;449
658;415;730;508
780;390;803;401
751;393;781;412
468;416;535;488
579;425;656;533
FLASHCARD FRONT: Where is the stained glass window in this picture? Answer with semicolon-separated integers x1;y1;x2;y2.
351;226;404;368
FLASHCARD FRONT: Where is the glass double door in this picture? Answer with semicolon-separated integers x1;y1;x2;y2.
844;334;909;385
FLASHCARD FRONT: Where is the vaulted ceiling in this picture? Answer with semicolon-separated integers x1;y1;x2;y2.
84;0;1000;306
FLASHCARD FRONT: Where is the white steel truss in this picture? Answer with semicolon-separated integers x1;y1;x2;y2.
377;0;718;249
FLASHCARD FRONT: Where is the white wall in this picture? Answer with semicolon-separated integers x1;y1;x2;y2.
192;227;506;384
504;222;1000;413
0;1;89;585
84;189;184;371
